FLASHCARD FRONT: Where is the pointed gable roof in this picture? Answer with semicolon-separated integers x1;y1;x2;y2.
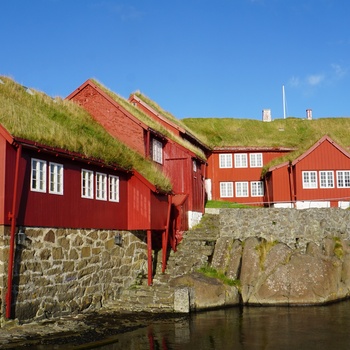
266;135;350;173
291;135;350;166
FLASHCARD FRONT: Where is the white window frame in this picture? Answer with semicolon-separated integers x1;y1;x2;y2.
319;171;334;188
234;153;248;168
81;169;94;199
302;171;317;189
219;154;232;168
250;153;263;168
96;172;107;201
152;139;163;164
251;181;264;197
31;158;47;193
49;162;63;195
337;170;350;188
193;160;197;172
220;182;233;198
236;182;249;197
109;175;120;202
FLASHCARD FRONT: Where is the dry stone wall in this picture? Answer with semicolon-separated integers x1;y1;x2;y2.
219;208;350;251
0;226;149;322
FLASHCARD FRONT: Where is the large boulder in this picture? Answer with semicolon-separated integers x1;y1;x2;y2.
212;237;350;305
170;272;240;311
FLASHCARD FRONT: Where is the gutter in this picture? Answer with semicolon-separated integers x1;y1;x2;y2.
6;143;22;319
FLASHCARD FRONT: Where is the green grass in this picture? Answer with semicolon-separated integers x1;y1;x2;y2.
0;76;172;192
198;266;240;287
205;200;253;208
91;80;207;161
183;117;350;174
132;91;210;146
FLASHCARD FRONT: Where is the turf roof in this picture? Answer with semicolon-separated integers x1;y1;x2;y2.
0;76;172;192
91;80;207;161
182;117;350;170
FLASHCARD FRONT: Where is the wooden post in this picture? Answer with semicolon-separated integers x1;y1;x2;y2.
147;230;152;286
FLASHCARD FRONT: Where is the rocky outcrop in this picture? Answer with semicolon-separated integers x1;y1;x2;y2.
170;272;239;311
212;235;350;305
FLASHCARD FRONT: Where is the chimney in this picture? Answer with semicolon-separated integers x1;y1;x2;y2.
262;109;271;122
306;109;312;120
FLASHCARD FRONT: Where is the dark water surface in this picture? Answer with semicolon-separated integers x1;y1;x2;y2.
90;300;350;350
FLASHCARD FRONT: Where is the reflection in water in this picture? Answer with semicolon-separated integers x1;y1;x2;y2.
95;300;350;350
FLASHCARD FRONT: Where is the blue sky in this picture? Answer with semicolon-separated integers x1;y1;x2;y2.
1;0;350;120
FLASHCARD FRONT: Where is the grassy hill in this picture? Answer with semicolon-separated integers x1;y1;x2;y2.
0;76;172;192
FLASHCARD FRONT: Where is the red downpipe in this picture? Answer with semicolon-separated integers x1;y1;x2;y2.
162;194;172;273
147;230;152;286
6;144;22;319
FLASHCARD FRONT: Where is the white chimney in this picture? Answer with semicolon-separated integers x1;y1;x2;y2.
306;109;312;120
262;109;271;122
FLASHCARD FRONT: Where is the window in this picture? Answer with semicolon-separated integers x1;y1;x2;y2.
337;171;350;188
109;175;120;202
302;171;317;189
193;160;197;172
251;181;264;197
49;162;63;194
236;182;249;197
220;182;233;198
234;154;248;168
250;153;263;168
219;154;232;168
319;171;334;188
81;169;94;198
96;172;107;200
152;139;163;164
31;158;47;192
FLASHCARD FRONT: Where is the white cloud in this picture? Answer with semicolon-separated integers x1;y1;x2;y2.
331;63;347;79
306;74;325;86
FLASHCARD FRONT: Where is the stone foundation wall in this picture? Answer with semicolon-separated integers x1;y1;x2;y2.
219;208;350;250
0;226;149;322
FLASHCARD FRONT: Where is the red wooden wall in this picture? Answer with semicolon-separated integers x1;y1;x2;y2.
68;83;147;156
208;149;290;204
1;142;129;230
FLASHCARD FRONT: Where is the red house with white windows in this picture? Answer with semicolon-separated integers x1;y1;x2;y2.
206;146;293;205
67;80;208;238
264;135;350;209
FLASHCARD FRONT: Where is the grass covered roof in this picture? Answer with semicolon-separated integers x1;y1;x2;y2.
182;117;350;173
0;76;172;192
91;80;207;160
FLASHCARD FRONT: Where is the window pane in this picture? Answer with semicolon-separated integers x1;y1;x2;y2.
109;175;120;202
96;172;107;200
49;162;63;195
235;154;247;168
31;159;46;192
82;169;94;198
152;139;163;164
236;182;248;197
219;154;232;168
220;182;233;197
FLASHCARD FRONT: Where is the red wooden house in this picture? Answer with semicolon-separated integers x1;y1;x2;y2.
264;136;350;208
206;146;293;205
0;77;172;319
67;80;208;240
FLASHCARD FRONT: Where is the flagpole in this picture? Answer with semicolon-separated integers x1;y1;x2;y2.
282;85;286;119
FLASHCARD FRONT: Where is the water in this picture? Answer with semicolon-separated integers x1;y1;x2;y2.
92;301;350;350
